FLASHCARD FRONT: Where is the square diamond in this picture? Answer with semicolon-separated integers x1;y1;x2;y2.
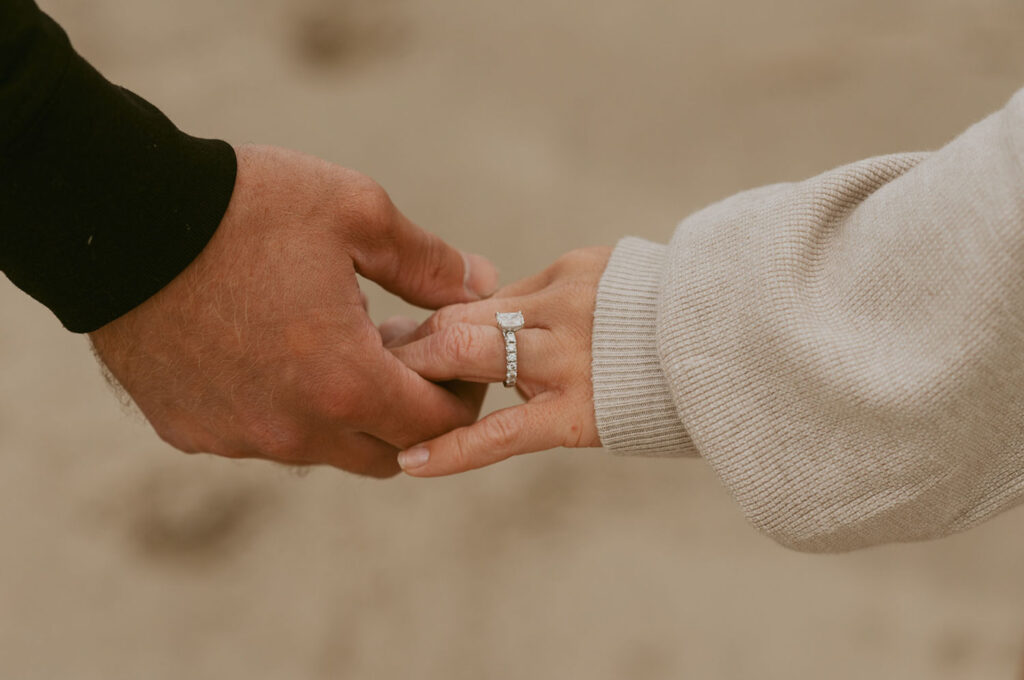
496;311;524;332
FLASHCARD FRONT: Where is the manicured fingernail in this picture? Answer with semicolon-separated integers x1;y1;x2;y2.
398;447;430;470
462;252;500;299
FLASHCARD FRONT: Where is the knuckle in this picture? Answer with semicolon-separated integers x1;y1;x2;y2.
448;433;475;470
481;410;524;449
332;171;397;245
153;421;202;454
574;245;612;265
292;358;361;421
317;366;380;427
428;304;467;334
249;420;306;462
212;446;249;460
348;175;394;225
441;323;479;363
422;312;443;336
558;249;587;266
408;236;451;292
312;380;360;424
549;247;609;279
551;249;584;273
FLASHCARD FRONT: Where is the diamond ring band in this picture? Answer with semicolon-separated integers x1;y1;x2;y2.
495;311;524;388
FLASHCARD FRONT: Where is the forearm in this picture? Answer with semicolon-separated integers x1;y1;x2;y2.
0;0;236;332
593;88;1024;552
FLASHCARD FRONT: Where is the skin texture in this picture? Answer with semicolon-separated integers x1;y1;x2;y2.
389;246;612;477
89;144;496;478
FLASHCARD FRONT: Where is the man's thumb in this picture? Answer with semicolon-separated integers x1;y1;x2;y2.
349;202;498;309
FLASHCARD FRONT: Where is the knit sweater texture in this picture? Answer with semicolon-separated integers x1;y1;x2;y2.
591;87;1024;553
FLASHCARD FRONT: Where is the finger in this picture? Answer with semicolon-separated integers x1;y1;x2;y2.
492;269;556;298
405;295;547;344
206;429;402;479
379;315;419;347
301;430;401;478
356;347;484;449
396;400;563;477
444;380;489;420
324;431;400;478
391;323;548;383
347;194;498;307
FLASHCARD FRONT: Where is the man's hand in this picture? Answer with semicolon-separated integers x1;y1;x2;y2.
88;145;497;477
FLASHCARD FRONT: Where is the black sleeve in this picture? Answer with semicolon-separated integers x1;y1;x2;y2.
0;0;237;332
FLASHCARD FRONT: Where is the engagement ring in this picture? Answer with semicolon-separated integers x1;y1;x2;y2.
495;311;524;388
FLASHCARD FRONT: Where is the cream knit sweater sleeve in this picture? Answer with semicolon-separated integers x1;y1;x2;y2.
591;87;1024;553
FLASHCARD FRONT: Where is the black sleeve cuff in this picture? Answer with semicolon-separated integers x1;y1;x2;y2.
0;3;237;332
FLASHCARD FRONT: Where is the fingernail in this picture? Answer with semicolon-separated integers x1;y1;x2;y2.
462;252;500;299
397;447;430;470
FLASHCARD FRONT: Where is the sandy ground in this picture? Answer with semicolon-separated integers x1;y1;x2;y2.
3;0;1024;678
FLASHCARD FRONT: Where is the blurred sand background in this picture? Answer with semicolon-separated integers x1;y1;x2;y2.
3;0;1024;678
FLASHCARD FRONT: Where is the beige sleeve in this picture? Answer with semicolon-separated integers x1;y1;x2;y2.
591;88;1024;553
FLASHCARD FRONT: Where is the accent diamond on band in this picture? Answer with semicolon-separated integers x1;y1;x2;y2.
496;311;524;388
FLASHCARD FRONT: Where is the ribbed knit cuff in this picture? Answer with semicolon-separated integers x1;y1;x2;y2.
591;237;698;457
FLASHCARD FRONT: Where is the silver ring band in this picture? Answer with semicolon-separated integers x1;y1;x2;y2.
502;330;518;388
495;311;524;389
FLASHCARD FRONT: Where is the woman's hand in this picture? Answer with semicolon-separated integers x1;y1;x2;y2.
386;246;612;476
